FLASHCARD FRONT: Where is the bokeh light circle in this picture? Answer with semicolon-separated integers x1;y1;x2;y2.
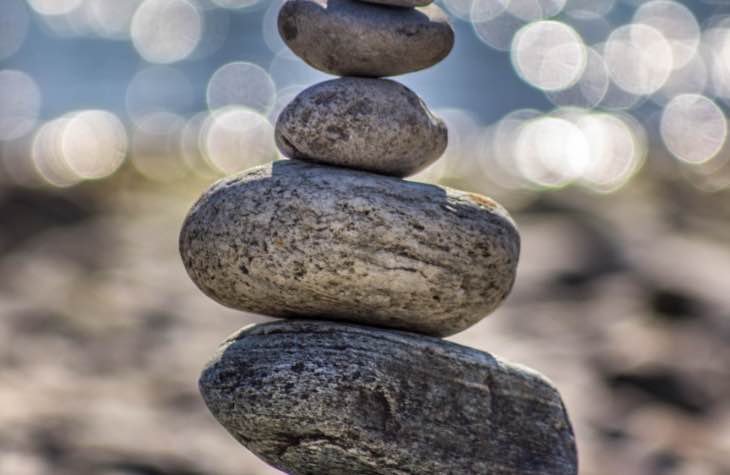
546;47;609;108
565;0;615;19
514;116;590;188
32;117;82;188
269;84;307;124
411;108;481;185
0;70;42;141
473;11;526;52
577;113;644;193
604;24;674;95
262;0;288;54
488;109;542;188
470;0;509;23
444;0;478;21
201;107;277;174
209;0;263;8
507;0;542;22
633;0;700;70
27;0;82;16
512;21;587;92
61;110;128;179
87;0;141;40
131;0;202;64
206;61;277;114
706;26;730;102
661;94;727;164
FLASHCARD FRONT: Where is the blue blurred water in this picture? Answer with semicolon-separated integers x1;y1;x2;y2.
0;2;643;123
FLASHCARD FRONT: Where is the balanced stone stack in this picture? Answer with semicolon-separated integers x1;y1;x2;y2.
180;1;578;473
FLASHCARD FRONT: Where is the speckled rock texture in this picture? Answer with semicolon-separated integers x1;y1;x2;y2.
200;320;578;475
278;0;454;77
179;160;520;337
276;78;448;177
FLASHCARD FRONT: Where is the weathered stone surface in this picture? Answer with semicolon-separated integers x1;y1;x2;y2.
276;78;447;177
200;320;579;475
180;160;520;337
278;0;454;77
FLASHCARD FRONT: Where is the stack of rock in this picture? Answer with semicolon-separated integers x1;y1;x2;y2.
180;1;578;473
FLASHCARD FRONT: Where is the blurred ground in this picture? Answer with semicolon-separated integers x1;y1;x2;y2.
2;161;730;475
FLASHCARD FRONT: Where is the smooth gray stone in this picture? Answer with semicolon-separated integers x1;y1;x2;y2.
200;320;579;475
180;160;520;337
276;78;447;177
278;0;454;77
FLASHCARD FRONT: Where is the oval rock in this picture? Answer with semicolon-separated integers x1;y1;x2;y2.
278;0;454;77
276;78;448;177
180;160;520;337
200;320;578;475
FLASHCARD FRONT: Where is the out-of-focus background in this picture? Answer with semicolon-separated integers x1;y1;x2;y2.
1;0;730;473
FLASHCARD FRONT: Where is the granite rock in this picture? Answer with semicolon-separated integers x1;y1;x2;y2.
276;78;448;177
179;160;520;337
278;0;454;77
200;320;578;475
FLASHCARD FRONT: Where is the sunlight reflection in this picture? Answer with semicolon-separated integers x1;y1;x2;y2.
512;21;587;92
604;24;673;95
201;107;277;174
633;1;700;70
6;0;730;196
207;61;277;114
131;0;202;64
514;115;590;188
32;117;82;188
61;110;128;180
661;94;727;164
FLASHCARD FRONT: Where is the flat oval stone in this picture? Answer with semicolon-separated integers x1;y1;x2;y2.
200;320;578;475
180;160;520;337
276;78;447;177
278;0;454;77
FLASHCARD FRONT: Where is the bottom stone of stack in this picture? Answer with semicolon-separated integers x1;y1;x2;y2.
199;320;578;475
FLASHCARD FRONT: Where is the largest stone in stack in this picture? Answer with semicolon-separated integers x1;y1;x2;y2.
180;1;578;473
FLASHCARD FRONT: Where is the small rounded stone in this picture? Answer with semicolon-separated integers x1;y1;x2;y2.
179;160;520;337
278;0;455;77
200;320;578;475
276;78;447;177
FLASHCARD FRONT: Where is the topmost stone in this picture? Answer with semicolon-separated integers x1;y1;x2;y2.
278;0;454;77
